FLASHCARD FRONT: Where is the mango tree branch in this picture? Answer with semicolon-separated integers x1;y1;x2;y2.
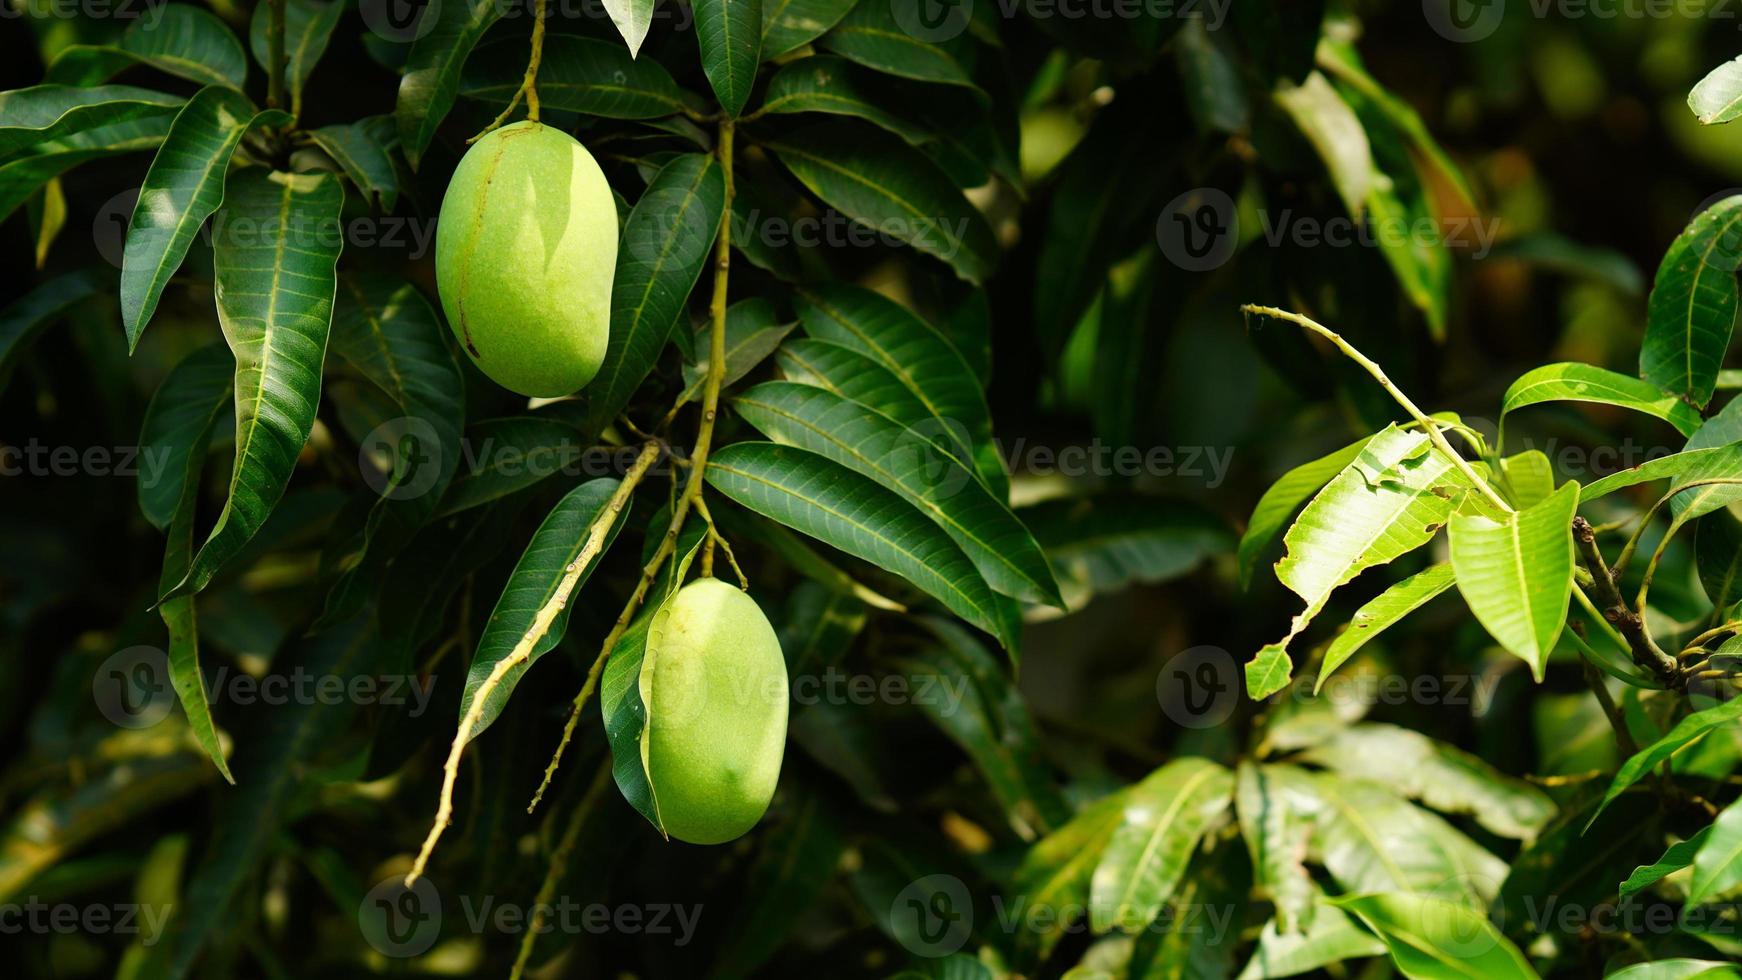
1239;304;1512;514
510;761;611;980
527;119;739;813
470;0;548;141
1573;516;1681;687
403;438;662;888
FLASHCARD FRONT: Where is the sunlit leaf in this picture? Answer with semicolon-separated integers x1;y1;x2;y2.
1318;563;1455;690
1501;362;1701;439
1641;195;1742;408
1447;481;1579;679
397;0;504;168
1089;758;1234;931
1330;892;1537;980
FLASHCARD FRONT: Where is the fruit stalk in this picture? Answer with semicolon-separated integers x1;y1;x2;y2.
404;438;662;887
472;0;549;140
529;120;739;812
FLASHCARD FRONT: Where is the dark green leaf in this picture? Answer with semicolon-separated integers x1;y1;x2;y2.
164;170;344;600
250;0;342;118
1641;195;1742;408
697;0;763;116
1620;827;1711;899
819;0;977;89
580;153;724;435
704;442;1018;651
1589;697;1742;826
763;121;998;284
1021;493;1231;612
0;115;171;223
762;0;859;59
47;6;249;91
437;416;589;516
306;118;400;211
0;84;182;158
0;267;110;387
462;35;688;119
397;0;505;168
735;381;1061;605
121;87;290;350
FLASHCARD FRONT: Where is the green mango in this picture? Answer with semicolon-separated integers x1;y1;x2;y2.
434;121;616;397
643;578;788;844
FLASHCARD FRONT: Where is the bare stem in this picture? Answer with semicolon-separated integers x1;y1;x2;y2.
1573;517;1681;687
528;120;739;812
1239;305;1512;514
403;440;661;887
509;761;611;980
266;0;286;112
470;0;548;140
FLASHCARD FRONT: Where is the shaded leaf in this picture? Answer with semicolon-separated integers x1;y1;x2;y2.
1620;827;1711;900
819;0;978;88
0;114;172;223
1089;758;1234;932
762;0;859;59
1022;493;1231;612
121;86;290;350
0;84;182;158
397;0;505;168
697;0;763;116
47;6;249;91
1589;697;1742;826
437;416;589;517
704;442;1018;651
164;170;344;600
0;266;110;387
250;0;342;118
1641;195;1742;408
1318;563;1455;690
764;121;998;284
1689;797;1742;902
306;118;399;211
462;34;688;119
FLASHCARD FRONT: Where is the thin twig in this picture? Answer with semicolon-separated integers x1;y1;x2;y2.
469;0;547;142
1581;657;1639;757
528;119;740;813
403;440;662;887
1572;517;1681;687
509;761;611;980
1239;305;1512;514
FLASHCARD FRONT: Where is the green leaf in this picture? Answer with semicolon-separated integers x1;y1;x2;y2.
1447;480;1579;679
141;344;237;784
704;442;1018;652
1697;512;1742;615
1641;195;1742;408
436;416;588;516
1300;724;1555;839
1255;426;1469;690
759;55;933;145
319;274;466;620
47;6;249;91
1500;362;1701;440
895;619;1069;837
397;0;505;168
1330;892;1537;980
1236;762;1318;934
164;170;344;600
735;381;1061;605
1580;443;1742;506
0;84;182;159
1316;36;1476;210
1247;643;1294;700
1319;563;1456;690
1176;19;1248;134
120;86;290;350
459;478;630;743
1607;960;1742;980
1275;71;1374;219
250;0;342;118
1500;450;1556;508
1011;790;1129;961
306;118;399;211
792;283;1001;493
696;0;762;116
763;121;998;284
1589;697;1742;826
1237;902;1387;980
580;153;724;435
676;297;794;406
1300;772;1505;904
762;0;859;59
1238;434;1373;589
1089;758;1234;932
1620;827;1712;899
1022;493;1231;612
1689;797;1742;902
1691;55;1742;125
0;114;172;224
461;35;688;119
0;266;110;387
819;0;977;89
602;0;657;56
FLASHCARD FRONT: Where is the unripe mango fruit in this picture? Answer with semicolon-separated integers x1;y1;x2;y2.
434;121;616;397
642;578;788;844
